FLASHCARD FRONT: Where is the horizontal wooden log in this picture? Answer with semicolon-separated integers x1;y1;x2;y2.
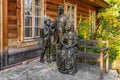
8;29;17;33
8;20;17;25
77;7;89;14
8;33;17;38
46;11;57;17
46;3;58;12
46;0;63;5
8;25;17;28
65;0;77;4
76;51;100;61
77;0;97;10
8;16;17;20
8;45;42;55
8;10;16;16
77;15;89;20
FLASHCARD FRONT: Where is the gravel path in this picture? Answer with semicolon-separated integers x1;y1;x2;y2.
0;58;120;80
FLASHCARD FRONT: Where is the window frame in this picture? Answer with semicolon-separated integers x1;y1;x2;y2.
65;2;77;32
21;0;44;41
89;9;96;34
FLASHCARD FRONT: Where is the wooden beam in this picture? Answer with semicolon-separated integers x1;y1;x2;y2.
46;0;63;6
0;0;3;68
21;0;24;41
2;0;8;67
17;0;21;41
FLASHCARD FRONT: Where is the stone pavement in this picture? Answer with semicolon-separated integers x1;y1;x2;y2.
0;58;120;80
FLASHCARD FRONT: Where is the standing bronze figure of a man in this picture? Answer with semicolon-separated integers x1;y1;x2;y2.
54;5;77;75
52;5;73;61
55;5;74;44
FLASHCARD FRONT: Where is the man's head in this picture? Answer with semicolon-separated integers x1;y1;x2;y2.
57;5;64;15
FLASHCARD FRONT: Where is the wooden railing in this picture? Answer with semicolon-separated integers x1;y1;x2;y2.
76;39;109;80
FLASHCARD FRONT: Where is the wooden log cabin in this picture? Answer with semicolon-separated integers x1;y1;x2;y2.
0;0;109;68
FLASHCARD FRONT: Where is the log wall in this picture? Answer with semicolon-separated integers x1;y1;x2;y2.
1;0;103;67
45;0;97;21
8;0;18;47
7;0;98;47
8;0;17;38
77;0;97;20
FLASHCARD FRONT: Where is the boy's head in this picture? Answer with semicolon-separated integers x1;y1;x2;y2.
45;18;51;26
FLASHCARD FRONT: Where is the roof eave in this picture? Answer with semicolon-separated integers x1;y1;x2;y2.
88;0;110;8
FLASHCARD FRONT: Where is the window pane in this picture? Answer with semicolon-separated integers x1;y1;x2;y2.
35;8;41;16
72;14;74;19
89;10;96;33
25;27;32;37
35;17;41;26
25;16;32;26
72;20;74;24
35;27;41;36
67;6;71;16
34;0;42;37
25;8;32;15
25;0;32;15
35;27;38;36
72;6;74;12
35;0;41;7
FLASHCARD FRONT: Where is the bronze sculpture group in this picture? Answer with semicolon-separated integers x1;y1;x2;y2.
40;5;78;75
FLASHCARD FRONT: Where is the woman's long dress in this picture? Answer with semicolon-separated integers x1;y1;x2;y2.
57;31;77;75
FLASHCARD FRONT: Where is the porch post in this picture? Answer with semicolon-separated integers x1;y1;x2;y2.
1;0;8;68
0;0;3;68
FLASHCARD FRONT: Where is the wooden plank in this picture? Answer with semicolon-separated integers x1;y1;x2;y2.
46;10;57;16
65;0;77;4
46;0;63;6
8;20;17;26
8;0;17;39
17;0;21;41
8;33;17;38
77;7;89;14
8;10;16;16
77;12;89;17
8;2;16;9
60;0;64;4
21;0;24;41
47;0;61;3
8;16;17;20
2;0;8;67
46;2;58;12
0;0;3;68
77;0;97;10
87;0;109;8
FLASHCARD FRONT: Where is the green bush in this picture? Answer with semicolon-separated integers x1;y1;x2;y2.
78;8;120;63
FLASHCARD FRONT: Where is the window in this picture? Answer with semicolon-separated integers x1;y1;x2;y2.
65;3;76;31
23;0;43;39
89;10;96;34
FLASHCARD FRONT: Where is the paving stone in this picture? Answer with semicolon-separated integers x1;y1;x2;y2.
0;59;120;80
